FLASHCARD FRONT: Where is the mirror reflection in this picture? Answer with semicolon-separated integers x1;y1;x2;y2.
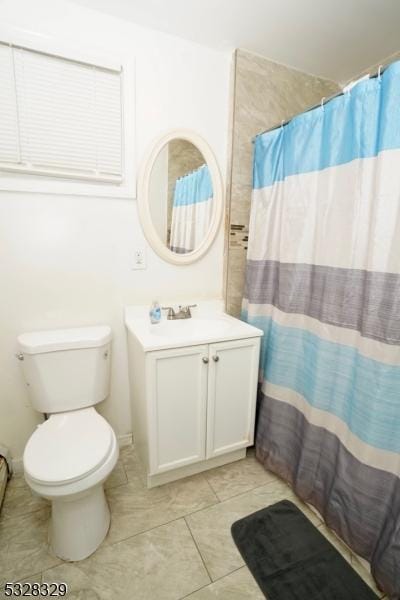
149;139;213;254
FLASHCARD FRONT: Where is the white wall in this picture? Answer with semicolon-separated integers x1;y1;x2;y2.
0;0;231;463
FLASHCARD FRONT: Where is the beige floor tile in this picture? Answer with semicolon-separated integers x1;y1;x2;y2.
0;573;43;600
0;508;60;582
119;445;147;486
2;471;26;488
204;454;279;501
104;458;127;490
350;555;385;598
316;523;352;563
2;443;376;600
184;567;264;599
1;474;48;520
42;519;210;600
186;478;310;581
106;473;218;544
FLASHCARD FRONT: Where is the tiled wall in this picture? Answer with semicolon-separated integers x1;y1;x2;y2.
224;49;339;316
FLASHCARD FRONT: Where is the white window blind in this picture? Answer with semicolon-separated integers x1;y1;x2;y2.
0;42;123;183
0;44;20;165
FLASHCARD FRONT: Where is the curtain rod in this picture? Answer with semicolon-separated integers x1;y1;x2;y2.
252;63;389;142
176;162;207;180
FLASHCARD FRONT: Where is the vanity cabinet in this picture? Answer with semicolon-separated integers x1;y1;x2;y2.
206;339;260;459
127;330;261;487
147;344;209;473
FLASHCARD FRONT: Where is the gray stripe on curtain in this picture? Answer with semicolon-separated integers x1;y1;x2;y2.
244;260;400;345
256;393;400;597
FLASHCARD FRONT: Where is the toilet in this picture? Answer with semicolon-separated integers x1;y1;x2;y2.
17;325;118;562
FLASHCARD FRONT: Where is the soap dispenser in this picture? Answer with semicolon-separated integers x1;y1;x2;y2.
149;300;161;324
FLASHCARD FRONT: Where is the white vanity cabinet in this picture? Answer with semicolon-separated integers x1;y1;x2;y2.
147;344;209;473
125;304;263;487
127;336;261;486
206;339;260;459
147;338;260;477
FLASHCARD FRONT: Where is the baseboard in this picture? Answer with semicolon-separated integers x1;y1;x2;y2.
11;457;23;474
117;434;133;448
147;448;246;488
10;433;133;475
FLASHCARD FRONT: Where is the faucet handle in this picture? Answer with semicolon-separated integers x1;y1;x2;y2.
182;304;197;311
181;304;197;317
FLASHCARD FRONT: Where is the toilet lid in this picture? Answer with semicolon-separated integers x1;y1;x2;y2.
24;408;114;485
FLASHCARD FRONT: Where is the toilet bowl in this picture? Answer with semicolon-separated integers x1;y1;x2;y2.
24;407;118;561
17;325;117;561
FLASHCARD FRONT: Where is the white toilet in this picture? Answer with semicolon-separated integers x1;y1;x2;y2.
17;325;118;562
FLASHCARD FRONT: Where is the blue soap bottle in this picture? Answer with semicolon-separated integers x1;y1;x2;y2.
149;300;161;324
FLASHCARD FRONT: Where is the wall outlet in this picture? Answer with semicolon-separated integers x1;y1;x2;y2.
132;248;146;270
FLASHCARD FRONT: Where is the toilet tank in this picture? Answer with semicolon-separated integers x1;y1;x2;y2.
17;326;112;414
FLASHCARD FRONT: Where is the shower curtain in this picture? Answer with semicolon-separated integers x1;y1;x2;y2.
243;61;400;597
170;164;213;253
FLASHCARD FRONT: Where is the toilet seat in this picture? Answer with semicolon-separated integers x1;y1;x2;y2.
24;407;114;486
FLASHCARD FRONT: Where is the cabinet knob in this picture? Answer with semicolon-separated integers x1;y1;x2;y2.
212;355;219;362
202;357;209;364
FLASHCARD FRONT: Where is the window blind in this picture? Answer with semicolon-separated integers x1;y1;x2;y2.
0;44;20;165
0;42;123;183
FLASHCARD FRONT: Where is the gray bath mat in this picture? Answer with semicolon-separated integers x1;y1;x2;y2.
231;499;379;599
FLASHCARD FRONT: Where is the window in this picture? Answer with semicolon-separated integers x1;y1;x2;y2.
0;42;123;183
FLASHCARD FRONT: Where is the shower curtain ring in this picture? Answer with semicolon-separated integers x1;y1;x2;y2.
378;65;383;81
321;97;326;110
280;119;285;130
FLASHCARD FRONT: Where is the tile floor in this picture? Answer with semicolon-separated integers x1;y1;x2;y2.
0;446;386;599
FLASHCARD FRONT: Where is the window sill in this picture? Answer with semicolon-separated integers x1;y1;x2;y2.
0;173;136;199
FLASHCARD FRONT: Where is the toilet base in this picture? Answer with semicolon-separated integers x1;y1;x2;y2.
50;484;110;561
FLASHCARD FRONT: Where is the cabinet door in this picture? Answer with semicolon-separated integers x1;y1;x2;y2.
147;345;208;474
206;338;260;459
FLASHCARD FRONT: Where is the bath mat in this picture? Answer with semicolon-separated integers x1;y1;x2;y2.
231;500;378;599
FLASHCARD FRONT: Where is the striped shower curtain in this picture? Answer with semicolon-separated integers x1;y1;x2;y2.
170;165;213;254
243;62;400;597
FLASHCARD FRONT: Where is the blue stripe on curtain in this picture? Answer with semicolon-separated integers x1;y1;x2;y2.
173;165;212;206
254;60;400;189
243;314;400;453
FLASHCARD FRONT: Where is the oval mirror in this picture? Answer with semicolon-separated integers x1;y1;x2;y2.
138;130;224;264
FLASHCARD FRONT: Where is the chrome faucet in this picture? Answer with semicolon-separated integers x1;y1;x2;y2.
161;304;197;320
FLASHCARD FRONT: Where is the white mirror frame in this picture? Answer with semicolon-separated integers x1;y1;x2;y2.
138;129;224;265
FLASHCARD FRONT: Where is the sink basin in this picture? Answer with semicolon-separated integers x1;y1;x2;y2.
151;317;233;339
125;303;263;352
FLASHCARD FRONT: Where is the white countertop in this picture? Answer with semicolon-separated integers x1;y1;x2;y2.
124;302;263;352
